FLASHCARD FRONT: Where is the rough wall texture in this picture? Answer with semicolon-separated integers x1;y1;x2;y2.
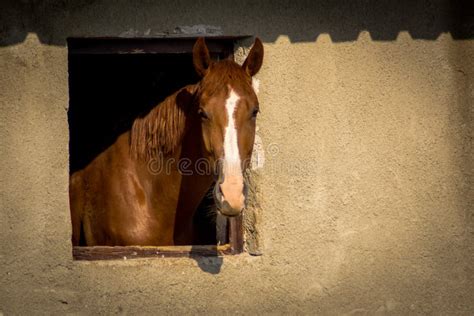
1;1;473;314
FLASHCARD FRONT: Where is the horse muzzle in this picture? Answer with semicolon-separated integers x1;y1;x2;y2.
214;181;247;217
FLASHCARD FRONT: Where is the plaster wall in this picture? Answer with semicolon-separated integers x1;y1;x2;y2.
1;1;473;314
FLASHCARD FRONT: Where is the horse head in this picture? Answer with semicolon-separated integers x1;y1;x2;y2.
193;37;264;217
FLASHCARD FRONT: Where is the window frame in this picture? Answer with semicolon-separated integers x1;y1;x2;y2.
68;36;249;260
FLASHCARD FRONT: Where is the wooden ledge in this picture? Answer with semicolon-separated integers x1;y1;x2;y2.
73;244;233;261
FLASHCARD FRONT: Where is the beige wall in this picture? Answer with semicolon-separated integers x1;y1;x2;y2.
1;1;473;314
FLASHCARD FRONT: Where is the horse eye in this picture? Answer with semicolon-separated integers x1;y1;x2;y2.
251;108;259;118
198;109;209;120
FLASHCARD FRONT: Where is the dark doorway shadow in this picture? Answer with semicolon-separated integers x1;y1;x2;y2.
68;50;199;173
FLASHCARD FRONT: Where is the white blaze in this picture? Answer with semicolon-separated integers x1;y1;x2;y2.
223;88;242;178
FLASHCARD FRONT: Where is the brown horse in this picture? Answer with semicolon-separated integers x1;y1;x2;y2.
70;37;264;246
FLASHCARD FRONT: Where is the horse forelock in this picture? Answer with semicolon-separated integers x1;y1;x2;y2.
199;60;254;97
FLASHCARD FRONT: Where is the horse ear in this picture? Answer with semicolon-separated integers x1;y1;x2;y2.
193;37;211;77
242;38;264;77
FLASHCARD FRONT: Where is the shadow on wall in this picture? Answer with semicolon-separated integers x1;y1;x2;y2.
0;0;473;46
190;248;223;275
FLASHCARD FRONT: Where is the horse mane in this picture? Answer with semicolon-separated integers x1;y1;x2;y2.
130;85;197;161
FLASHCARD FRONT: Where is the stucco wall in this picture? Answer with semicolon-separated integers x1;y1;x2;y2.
1;1;473;314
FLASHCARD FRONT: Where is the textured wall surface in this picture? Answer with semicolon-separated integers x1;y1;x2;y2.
1;1;473;314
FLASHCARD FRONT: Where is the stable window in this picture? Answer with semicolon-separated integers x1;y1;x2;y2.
68;37;247;260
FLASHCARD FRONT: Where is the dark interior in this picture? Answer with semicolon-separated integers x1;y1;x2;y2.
68;49;223;245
